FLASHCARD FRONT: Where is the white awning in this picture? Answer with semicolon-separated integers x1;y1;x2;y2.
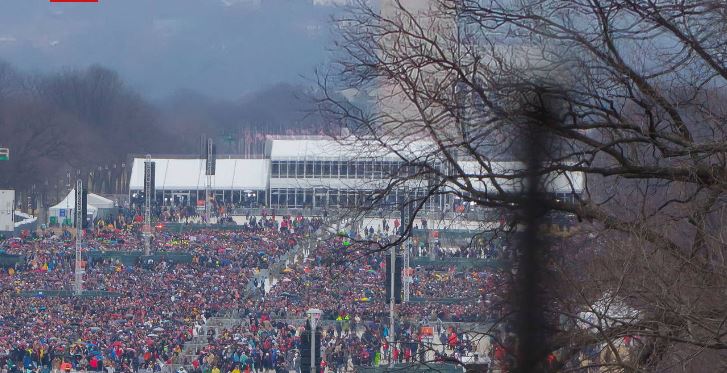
128;158;269;191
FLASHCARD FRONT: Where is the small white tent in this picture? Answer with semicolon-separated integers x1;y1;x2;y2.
48;189;114;224
578;292;640;332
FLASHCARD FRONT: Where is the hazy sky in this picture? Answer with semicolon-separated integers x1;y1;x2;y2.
0;0;344;98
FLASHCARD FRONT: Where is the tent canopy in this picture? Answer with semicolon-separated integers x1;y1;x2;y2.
48;189;114;218
128;158;269;191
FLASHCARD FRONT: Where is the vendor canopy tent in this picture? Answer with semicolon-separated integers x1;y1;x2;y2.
128;158;269;191
48;189;108;219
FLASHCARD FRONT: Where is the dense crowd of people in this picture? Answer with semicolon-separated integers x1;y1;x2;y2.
0;215;324;373
262;236;503;323
0;211;502;372
181;309;480;373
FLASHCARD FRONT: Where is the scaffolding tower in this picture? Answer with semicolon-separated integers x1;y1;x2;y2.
143;155;153;256
74;180;83;296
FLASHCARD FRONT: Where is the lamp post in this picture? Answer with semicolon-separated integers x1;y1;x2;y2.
306;308;322;373
389;245;396;367
121;163;126;195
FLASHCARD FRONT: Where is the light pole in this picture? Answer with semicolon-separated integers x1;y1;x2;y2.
306;308;322;373
205;138;215;225
121;162;126;195
389;245;396;367
403;239;410;302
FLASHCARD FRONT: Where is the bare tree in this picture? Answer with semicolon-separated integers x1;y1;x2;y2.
0;63;179;200
317;0;727;370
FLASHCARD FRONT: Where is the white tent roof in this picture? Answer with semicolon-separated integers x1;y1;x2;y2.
266;136;436;160
268;138;347;159
13;211;37;228
128;158;269;191
577;292;640;332
49;189;100;214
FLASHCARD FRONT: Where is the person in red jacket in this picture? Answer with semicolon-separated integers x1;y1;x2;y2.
89;356;99;371
448;331;458;350
494;345;507;370
546;353;557;368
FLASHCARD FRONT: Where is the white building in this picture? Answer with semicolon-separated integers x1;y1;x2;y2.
264;136;443;209
128;136;584;211
128;157;268;208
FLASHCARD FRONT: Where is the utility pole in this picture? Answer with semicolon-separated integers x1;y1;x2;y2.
403;239;410;302
74;180;83;296
389;244;396;366
311;324;316;373
205;138;215;225
205;178;211;224
429;231;436;260
306;309;322;373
